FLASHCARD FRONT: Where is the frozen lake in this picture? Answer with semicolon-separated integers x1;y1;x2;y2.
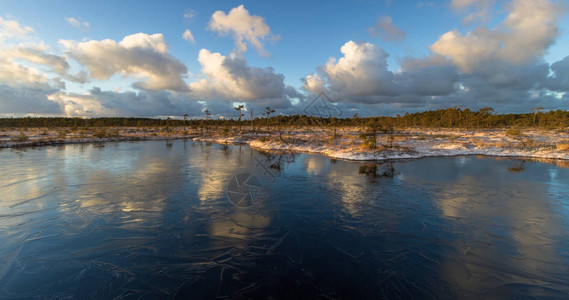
1;140;569;298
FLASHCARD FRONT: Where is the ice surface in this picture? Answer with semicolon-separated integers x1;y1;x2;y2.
0;140;568;298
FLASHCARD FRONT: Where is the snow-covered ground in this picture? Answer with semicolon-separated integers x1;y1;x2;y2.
0;127;198;148
246;128;569;161
2;127;569;162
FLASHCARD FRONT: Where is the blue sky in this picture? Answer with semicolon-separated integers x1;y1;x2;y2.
1;0;569;118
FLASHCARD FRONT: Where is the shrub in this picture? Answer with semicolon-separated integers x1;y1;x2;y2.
258;136;270;142
11;132;29;142
556;143;569;151
328;133;340;145
57;130;67;140
359;132;376;150
92;130;108;138
522;138;537;149
106;130;121;138
506;127;524;138
222;127;231;136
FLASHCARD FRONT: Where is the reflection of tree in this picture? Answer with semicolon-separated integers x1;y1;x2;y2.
258;150;296;172
507;160;525;173
359;162;396;178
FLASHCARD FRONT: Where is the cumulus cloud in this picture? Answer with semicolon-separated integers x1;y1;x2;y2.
0;16;297;117
545;56;569;92
397;56;459;96
182;29;195;44
189;49;297;107
0;18;67;115
60;33;189;91
49;88;204;117
302;73;326;94
431;0;565;73
0;56;63;115
65;17;90;31
306;41;459;104
208;5;279;56
305;0;569;114
321;41;394;97
0;58;50;90
0;17;87;84
49;87;296;118
3;45;70;75
0;84;62;115
367;16;406;43
2;0;568;117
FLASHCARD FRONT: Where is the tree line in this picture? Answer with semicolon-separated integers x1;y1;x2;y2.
1;107;569;129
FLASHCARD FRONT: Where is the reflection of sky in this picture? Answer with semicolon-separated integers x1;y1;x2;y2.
398;157;569;294
304;156;328;176
1;146;569;297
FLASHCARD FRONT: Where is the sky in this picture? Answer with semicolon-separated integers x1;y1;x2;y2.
1;0;569;119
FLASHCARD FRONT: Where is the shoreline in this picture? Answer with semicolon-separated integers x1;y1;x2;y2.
0;135;201;149
2;127;569;163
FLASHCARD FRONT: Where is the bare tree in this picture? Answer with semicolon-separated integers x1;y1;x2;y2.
183;114;188;132
264;106;275;130
235;105;245;132
250;109;254;132
204;109;211;134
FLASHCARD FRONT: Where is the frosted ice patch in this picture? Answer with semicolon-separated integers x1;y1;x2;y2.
226;173;263;207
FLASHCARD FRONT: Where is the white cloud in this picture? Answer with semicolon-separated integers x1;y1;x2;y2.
50;88;204;117
2;0;569;117
3;45;70;75
0;18;86;84
451;0;494;23
65;17;90;31
0;57;50;89
189;49;297;109
305;0;569;115
367;16;406;43
302;73;326;94
208;5;279;56
321;41;394;97
182;29;195;44
451;0;482;9
308;41;459;104
60;33;189;91
431;0;565;73
0;16;34;42
184;9;197;21
0;18;67;115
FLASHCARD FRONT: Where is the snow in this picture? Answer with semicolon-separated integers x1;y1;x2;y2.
2;127;569;162
246;128;569;161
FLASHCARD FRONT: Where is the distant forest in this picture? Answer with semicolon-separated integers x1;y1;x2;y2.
2;107;569;129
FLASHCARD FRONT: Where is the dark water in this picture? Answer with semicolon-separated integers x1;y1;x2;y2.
1;140;569;299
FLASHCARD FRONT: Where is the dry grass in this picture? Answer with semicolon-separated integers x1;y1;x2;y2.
556;143;569;151
475;140;487;148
